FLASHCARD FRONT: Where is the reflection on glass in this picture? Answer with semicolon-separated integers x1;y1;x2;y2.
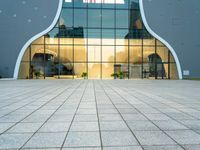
45;28;59;44
88;46;101;62
74;9;87;27
18;62;30;79
102;10;115;28
116;29;129;45
74;63;87;78
74;45;87;62
116;10;129;28
22;47;30;62
60;45;73;62
88;63;101;79
102;29;115;45
102;63;114;79
116;46;128;62
102;46;114;62
74;0;87;8
60;9;73;27
19;0;179;80
157;47;169;63
88;9;101;28
88;29;101;45
129;46;142;63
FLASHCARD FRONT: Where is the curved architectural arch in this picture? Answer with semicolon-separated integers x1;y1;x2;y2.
139;0;182;79
13;0;63;79
17;0;180;80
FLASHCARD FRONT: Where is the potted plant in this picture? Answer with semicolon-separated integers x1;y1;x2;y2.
111;72;119;79
34;70;42;79
119;71;124;79
81;72;88;79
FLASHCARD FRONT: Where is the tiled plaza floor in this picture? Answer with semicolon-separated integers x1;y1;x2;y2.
0;80;200;150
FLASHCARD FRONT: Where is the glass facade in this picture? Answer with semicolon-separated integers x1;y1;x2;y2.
19;0;178;79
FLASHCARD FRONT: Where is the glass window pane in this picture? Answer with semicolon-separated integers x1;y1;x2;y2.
60;45;73;62
129;0;139;9
74;28;87;45
129;64;142;79
102;46;114;62
88;63;101;79
59;62;74;78
88;29;101;45
116;10;129;28
156;40;164;46
102;63;114;79
74;63;87;78
88;9;101;28
170;52;176;63
45;28;59;44
22;47;30;62
32;36;44;45
102;10;114;28
143;47;155;63
74;0;87;8
88;1;101;8
88;46;101;62
116;0;128;9
170;63;178;79
74;9;87;27
143;38;155;46
116;29;129;45
129;46;142;63
157;47;169;63
63;0;73;7
102;1;115;8
19;62;30;79
129;9;143;30
74;45;87;62
31;45;44;62
60;9;73;28
116;46;128;62
102;29;115;45
129;39;142;45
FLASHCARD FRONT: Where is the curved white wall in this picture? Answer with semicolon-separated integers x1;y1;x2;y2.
13;0;63;79
139;0;182;79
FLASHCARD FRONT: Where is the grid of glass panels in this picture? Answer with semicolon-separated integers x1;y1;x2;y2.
19;0;178;79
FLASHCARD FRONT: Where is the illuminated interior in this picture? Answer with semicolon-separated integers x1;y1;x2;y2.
19;0;178;79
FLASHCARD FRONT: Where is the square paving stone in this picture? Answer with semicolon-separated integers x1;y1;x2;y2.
64;131;101;147
166;113;195;120
0;123;14;133
183;144;200;150
179;120;200;130
134;131;176;145
100;121;129;131
166;130;200;144
70;121;99;131
127;121;159;131
24;132;66;148
63;148;101;150
103;146;143;150
153;120;188;130
48;115;74;122
39;122;70;132
143;145;184;150
74;114;98;122
99;114;123;121
7;123;42;133
122;114;147;121
0;133;32;149
101;131;139;146
144;113;172;121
